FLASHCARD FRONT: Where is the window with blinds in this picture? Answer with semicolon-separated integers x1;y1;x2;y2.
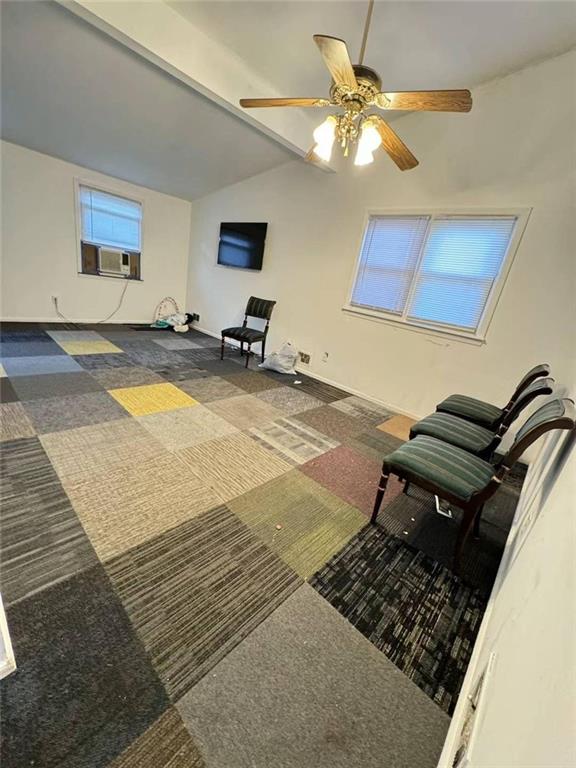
349;213;519;336
77;184;142;279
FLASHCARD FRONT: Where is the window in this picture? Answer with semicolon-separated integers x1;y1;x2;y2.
348;212;523;339
77;184;142;280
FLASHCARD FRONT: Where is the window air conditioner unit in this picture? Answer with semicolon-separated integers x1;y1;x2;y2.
98;247;130;276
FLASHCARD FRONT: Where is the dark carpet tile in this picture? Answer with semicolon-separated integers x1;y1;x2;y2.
224;369;284;393
0;437;98;606
88;366;165;389
0;378;19;403
154;362;213;382
10;371;104;401
184;331;222;348
0;340;66;357
0;323;46;334
346;427;404;463
108;708;206;768
266;373;350;402
199;357;248;375
74;353;136;370
176;347;224;364
125;348;187;368
0;565;169;768
105;505;302;701
309;526;486;715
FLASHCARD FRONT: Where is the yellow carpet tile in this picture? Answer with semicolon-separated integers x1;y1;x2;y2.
56;340;123;355
109;382;198;416
377;414;416;441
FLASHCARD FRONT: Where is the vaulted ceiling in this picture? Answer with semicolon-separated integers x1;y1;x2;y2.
2;1;575;201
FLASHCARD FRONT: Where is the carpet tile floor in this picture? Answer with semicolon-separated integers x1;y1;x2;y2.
0;322;522;768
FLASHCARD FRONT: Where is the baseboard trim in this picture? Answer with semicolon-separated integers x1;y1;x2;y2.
1;316;150;324
194;324;422;421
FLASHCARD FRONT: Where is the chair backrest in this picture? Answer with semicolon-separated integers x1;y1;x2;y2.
505;363;551;409
245;296;276;321
498;398;576;468
500;377;555;432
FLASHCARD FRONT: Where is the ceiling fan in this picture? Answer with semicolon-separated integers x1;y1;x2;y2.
239;0;472;170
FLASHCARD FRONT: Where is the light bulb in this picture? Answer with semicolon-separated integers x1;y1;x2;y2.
312;116;337;162
354;121;382;166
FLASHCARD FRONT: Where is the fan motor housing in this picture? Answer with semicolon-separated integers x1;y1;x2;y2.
352;64;382;91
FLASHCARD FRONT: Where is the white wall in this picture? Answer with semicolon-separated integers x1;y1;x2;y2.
439;428;576;767
187;51;576;428
0;141;192;323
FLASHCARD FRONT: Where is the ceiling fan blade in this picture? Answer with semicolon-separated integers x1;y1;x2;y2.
373;117;419;171
240;97;329;108
376;90;472;112
313;35;357;89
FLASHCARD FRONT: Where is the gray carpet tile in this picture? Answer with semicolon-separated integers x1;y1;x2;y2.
1;355;83;376
0;340;67;357
176;375;245;403
310;527;487;715
88;365;165;389
74;353;135;370
0;437;98;606
152;336;204;350
184;331;223;348
330;395;393;426
126;348;188;368
178;584;449;768
154;363;213;382
10;371;104;401
197;357;247;375
108;709;206;768
105;506;301;701
346;427;404;463
0;378;19;403
248;417;340;465
22;391;129;434
46;330;106;342
264;373;351;402
293;404;368;442
0;403;36;442
255;385;323;415
175;347;223;364
0;566;169;768
224;369;284;393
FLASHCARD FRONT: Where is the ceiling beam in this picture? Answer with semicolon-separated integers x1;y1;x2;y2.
55;0;332;170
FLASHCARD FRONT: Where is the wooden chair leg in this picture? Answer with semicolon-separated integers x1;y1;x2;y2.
473;504;484;540
403;480;411;496
453;504;479;574
371;468;390;524
261;339;266;363
240;342;244;357
245;344;251;368
220;336;225;360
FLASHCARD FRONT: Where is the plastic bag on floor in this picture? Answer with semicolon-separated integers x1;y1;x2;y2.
259;341;298;375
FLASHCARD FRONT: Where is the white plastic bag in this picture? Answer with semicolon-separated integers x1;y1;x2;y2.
259;341;298;375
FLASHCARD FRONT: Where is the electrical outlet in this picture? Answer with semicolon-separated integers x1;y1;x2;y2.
191;313;200;322
322;352;329;363
299;352;311;364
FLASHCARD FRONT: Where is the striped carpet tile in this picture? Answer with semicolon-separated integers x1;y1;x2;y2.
330;395;393;426
309;526;486;714
248;417;339;465
0;403;35;442
108;709;205;768
0;437;98;606
105;505;301;700
284;378;350;403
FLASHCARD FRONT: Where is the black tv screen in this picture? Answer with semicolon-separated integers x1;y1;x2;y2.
217;222;267;270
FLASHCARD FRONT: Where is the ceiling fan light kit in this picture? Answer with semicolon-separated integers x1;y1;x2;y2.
239;1;472;171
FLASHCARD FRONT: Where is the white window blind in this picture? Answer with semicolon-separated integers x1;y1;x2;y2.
79;186;142;251
350;214;518;335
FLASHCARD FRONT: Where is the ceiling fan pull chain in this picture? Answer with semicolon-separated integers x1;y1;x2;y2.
358;0;375;65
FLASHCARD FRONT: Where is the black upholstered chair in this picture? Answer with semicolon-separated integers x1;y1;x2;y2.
436;363;551;430
221;296;276;368
371;398;575;573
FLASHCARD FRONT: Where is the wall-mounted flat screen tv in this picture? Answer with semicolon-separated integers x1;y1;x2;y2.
217;222;267;270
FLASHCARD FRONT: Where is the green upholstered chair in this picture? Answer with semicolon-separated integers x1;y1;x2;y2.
436;363;550;429
371;398;575;573
410;377;555;459
221;296;276;369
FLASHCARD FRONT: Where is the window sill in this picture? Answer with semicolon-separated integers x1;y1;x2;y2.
77;273;143;284
341;304;486;346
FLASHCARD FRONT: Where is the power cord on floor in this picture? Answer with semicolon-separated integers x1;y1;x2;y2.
52;280;130;325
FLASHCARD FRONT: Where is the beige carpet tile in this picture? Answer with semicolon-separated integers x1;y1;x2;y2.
0;403;36;442
22;391;129;435
47;330;106;342
378;414;417;441
293;404;368;442
137;406;238;451
176;375;245;403
62;454;221;561
248;417;339;466
108;709;206;768
89;366;165;389
228;470;366;579
108;382;198;416
177;432;291;504
41;418;164;486
223;370;284;394
105;506;301;701
56;340;124;355
255;385;323;415
330;395;393;427
0;363;7;377
206;393;284;431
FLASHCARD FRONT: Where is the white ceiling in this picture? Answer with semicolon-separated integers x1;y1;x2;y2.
0;1;294;201
171;1;576;101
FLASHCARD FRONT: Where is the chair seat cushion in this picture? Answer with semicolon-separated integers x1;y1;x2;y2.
386;435;495;501
436;394;503;428
222;326;265;343
410;413;496;455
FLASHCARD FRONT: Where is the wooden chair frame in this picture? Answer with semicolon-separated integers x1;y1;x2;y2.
220;297;276;369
